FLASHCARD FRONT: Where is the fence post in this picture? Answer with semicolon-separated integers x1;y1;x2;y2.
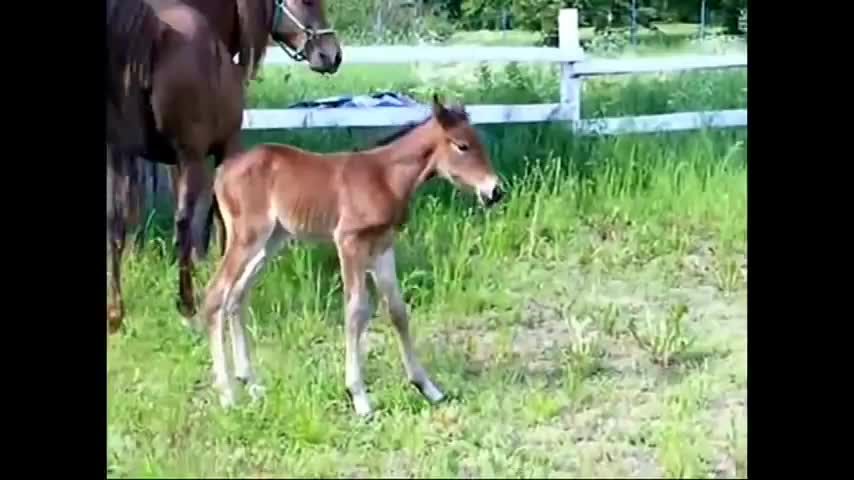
559;8;582;129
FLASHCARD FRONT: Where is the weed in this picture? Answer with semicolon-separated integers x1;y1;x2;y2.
562;315;605;401
628;303;697;367
594;302;623;337
713;255;743;294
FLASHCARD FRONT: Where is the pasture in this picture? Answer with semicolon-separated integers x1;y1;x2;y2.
107;51;747;477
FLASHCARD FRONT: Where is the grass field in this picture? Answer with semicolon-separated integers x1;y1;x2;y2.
107;45;747;478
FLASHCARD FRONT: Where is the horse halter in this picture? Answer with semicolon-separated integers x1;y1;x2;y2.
271;0;335;62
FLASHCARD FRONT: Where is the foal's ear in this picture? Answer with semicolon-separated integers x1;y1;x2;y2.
450;101;467;116
431;93;446;117
432;93;461;129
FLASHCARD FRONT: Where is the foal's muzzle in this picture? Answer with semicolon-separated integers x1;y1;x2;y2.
479;184;504;207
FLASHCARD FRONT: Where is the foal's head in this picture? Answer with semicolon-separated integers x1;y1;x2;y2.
427;95;504;207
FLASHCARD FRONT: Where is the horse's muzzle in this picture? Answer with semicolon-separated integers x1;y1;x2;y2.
480;185;504;207
307;37;342;74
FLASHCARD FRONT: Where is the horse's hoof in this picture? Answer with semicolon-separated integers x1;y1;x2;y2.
247;383;267;403
352;395;373;417
218;391;236;409
107;304;124;334
176;299;197;319
411;380;446;404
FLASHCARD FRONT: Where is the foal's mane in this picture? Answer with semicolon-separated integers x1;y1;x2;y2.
371;104;470;148
235;0;276;80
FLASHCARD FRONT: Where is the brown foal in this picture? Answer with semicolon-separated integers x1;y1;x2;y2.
201;96;504;415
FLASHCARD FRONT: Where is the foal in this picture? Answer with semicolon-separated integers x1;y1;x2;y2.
201;96;504;415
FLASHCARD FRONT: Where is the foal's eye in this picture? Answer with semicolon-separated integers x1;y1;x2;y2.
451;141;469;152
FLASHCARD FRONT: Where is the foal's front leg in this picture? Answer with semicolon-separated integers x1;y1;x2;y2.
371;247;445;404
335;234;374;416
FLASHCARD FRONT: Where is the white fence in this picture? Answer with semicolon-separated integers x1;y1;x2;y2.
241;8;747;136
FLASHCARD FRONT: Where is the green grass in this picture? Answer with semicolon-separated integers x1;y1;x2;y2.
447;29;545;46
249;62;746;118
108;47;747;478
447;24;743;57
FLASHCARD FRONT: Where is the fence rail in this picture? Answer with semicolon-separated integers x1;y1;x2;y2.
243;8;747;135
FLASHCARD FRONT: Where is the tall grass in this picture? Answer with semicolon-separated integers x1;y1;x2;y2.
108;60;746;477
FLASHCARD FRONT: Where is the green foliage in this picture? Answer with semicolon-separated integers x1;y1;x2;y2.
510;0;565;43
385;0;749;45
326;0;457;44
460;0;512;30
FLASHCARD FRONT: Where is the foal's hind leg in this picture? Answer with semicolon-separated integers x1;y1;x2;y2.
335;233;374;416
370;247;445;404
228;228;286;401
201;224;279;407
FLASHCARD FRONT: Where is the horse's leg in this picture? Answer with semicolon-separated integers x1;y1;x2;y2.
106;148;130;334
370;246;445;404
335;233;374;416
173;154;210;319
190;161;215;262
168;164;181;262
201;221;277;407
228;227;286;402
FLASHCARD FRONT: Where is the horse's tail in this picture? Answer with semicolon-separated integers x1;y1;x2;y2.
105;0;164;151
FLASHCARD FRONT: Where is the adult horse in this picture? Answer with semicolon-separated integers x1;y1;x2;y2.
107;0;249;334
144;0;343;260
107;0;343;334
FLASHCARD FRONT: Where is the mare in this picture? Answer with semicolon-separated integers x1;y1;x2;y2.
107;0;245;333
107;0;343;334
200;96;505;415
143;0;342;259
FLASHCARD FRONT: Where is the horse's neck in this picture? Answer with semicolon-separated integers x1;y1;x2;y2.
370;128;437;205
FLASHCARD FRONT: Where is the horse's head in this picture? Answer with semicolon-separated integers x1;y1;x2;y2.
270;0;341;74
428;95;504;207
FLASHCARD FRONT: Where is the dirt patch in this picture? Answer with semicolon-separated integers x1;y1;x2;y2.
420;257;747;477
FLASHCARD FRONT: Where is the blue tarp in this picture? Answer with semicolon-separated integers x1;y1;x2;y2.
287;91;420;109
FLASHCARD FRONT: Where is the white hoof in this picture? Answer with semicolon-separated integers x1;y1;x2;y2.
418;380;445;404
218;390;236;409
351;393;373;417
247;383;267;403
